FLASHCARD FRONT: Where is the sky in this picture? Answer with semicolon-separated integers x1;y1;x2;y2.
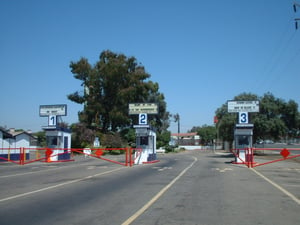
1;0;300;133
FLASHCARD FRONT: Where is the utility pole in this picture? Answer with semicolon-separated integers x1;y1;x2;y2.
293;2;300;29
173;113;180;146
173;113;180;134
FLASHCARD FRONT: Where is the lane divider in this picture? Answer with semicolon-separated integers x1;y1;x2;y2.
122;156;198;225
0;167;125;203
251;168;300;205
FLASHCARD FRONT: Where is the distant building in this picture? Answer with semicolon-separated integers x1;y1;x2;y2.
0;127;38;161
0;127;13;148
0;128;37;148
170;132;200;146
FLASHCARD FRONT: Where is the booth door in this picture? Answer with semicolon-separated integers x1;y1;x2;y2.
64;136;68;148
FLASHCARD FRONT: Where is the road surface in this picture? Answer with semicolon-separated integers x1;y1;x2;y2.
0;151;299;225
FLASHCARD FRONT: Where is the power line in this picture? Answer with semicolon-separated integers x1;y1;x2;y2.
253;2;300;94
253;18;296;93
294;1;300;29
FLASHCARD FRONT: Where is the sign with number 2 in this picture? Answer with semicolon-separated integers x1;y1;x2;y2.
139;113;147;125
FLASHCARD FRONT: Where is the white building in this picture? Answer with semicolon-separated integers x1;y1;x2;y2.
0;127;13;148
2;128;37;148
0;128;37;161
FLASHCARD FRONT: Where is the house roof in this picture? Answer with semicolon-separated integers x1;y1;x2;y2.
0;128;36;139
0;127;13;138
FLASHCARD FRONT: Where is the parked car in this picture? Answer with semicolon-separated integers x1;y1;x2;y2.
263;140;274;144
256;140;263;144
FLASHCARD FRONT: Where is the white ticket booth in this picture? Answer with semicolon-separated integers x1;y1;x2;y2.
40;104;71;161
44;127;71;161
234;124;253;163
134;125;157;164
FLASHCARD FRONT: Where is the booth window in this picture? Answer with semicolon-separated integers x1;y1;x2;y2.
238;135;249;146
47;136;62;147
47;136;57;146
140;136;148;145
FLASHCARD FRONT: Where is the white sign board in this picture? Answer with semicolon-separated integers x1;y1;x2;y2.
227;101;259;113
40;104;67;117
129;103;158;115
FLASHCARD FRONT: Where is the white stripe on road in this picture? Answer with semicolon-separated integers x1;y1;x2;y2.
251;168;300;205
0;167;125;203
122;156;198;225
0;164;84;178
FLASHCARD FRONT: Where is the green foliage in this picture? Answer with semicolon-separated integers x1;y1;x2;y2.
164;145;175;153
190;125;216;145
215;92;300;143
101;132;125;148
34;131;46;147
120;128;136;147
68;50;169;134
156;130;171;148
71;123;95;148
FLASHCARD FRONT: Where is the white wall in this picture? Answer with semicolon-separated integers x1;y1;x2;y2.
15;133;30;148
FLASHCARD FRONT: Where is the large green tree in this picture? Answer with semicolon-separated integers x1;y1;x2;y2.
215;92;300;144
68;50;169;135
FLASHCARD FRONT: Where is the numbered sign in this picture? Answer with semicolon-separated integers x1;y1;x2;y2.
48;115;57;126
139;113;148;125
239;112;248;124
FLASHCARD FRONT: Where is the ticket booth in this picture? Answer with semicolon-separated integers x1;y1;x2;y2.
44;127;71;161
134;125;156;164
234;124;253;163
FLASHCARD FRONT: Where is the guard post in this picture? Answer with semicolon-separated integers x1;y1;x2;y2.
129;103;158;164
39;104;71;162
134;124;157;164
234;123;253;164
227;100;259;165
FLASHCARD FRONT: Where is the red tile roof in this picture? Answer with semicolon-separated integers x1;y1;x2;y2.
171;132;197;137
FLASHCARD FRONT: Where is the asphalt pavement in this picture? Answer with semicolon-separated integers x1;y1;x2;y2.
0;150;299;225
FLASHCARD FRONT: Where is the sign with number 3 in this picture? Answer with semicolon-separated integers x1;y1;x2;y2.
239;112;248;124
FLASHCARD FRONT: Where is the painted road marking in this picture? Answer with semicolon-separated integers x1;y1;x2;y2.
157;167;172;171
152;166;172;171
0;167;125;203
251;168;300;205
122;156;198;225
212;167;233;173
0;164;78;179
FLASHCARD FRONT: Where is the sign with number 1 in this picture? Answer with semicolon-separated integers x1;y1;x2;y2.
48;115;57;126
